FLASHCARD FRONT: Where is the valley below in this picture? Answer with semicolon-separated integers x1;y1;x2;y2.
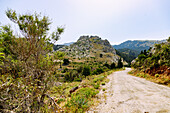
88;68;170;113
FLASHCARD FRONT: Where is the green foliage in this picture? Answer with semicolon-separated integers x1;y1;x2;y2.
0;25;14;56
103;62;110;69
117;58;123;68
101;82;105;85
155;74;159;78
62;67;68;73
92;68;104;75
54;51;65;68
83;65;91;77
77;66;83;73
0;9;64;112
100;53;103;58
53;45;65;51
65;87;98;112
115;48;138;64
63;58;70;65
93;83;100;89
132;39;170;86
74;87;99;99
132;38;170;69
64;70;79;82
110;62;116;69
56;98;65;104
168;37;170;42
93;75;104;83
65;95;89;112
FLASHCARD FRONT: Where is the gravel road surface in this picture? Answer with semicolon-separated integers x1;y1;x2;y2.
88;68;170;113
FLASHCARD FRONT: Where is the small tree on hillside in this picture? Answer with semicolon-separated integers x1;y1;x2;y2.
83;65;91;77
54;51;65;68
110;62;116;69
117;58;123;68
103;62;110;69
63;58;70;65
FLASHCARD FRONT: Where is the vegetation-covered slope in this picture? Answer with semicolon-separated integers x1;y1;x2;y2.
59;36;121;63
116;48;139;64
113;40;166;64
131;38;170;85
53;44;65;51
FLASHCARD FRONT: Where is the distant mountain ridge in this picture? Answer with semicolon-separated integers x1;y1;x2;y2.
63;42;74;46
53;42;74;51
113;40;166;51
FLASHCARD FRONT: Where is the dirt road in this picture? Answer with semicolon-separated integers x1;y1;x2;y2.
88;68;170;113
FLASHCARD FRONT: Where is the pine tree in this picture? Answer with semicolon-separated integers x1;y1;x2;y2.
117;58;123;68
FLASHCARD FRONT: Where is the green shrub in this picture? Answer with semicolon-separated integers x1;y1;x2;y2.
101;82;105;85
62;68;68;73
155;74;159;78
92;68;104;75
63;58;70;65
93;75;105;83
110;62;116;69
136;74;140;76
103;63;110;69
102;88;106;91
100;54;103;58
74;77;82;82
117;58;123;68
94;83;100;89
83;65;91;77
57;98;65;104
64;70;79;82
65;95;89;112
65;87;99;112
77;66;83;73
61;74;64;77
74;87;99;99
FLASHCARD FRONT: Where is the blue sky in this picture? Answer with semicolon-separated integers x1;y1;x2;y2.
0;0;170;45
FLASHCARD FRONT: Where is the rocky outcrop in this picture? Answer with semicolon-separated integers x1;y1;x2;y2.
59;35;119;63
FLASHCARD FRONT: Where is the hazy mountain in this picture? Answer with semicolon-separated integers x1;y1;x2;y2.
113;40;166;51
63;42;74;46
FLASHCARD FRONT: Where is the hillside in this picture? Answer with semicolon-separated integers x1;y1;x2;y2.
131;38;170;85
113;40;166;64
58;36;120;63
116;48;139;64
53;45;65;51
113;40;166;51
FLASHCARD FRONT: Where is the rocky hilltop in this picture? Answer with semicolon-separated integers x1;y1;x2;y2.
59;36;120;63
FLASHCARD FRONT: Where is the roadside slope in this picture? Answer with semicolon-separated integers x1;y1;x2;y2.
89;68;170;113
